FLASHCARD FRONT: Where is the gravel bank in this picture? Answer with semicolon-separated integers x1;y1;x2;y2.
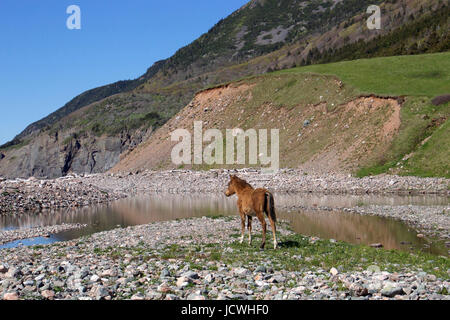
86;169;450;196
0;217;448;300
0;175;126;214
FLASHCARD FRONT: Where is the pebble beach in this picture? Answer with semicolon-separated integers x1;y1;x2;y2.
0;170;449;300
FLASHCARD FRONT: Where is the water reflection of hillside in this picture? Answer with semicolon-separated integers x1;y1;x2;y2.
280;210;444;255
275;193;450;207
0;195;237;230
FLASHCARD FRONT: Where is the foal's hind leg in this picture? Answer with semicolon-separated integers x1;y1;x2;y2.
268;216;278;249
247;216;253;245
257;214;267;249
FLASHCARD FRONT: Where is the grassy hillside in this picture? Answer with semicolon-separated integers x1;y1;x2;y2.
280;52;450;177
281;52;450;97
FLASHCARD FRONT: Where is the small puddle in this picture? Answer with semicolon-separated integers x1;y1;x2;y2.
0;194;448;255
0;236;58;249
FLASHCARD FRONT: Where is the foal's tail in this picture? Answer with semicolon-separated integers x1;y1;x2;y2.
265;192;277;223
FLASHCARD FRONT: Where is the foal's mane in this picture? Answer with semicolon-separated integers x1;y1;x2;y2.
232;176;253;190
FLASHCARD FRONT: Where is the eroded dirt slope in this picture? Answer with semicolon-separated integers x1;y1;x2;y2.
112;73;402;174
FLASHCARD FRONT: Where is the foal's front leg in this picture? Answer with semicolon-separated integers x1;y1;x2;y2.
247;216;253;245
237;200;246;244
240;216;246;244
239;212;246;244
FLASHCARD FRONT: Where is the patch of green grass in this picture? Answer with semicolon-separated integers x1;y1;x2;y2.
210;251;222;261
281;52;450;97
401;116;450;178
161;244;184;260
439;287;449;295
53;286;63;293
189;263;204;271
62;136;75;146
356;201;366;207
208;233;450;278
209;215;227;220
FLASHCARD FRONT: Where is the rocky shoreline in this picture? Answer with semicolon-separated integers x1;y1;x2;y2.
0;174;126;214
0;217;448;300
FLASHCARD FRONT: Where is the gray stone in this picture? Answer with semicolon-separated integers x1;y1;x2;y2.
176;276;191;288
0;265;8;273
6;267;22;279
186;293;206;300
269;275;286;283
130;293;145;300
160;269;171;278
23;280;34;286
95;286;110;299
34;274;46;282
255;266;266;273
205;274;215;283
90;275;100;282
182;271;199;280
381;285;405;298
233;268;250;277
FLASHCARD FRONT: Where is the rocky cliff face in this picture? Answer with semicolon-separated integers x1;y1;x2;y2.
0;128;152;179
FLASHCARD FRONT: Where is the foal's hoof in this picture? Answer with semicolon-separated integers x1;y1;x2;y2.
260;244;265;250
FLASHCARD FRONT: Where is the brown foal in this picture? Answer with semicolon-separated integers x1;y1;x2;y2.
225;175;278;249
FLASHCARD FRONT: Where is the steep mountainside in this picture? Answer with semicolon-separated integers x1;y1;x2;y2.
0;0;448;178
113;53;450;177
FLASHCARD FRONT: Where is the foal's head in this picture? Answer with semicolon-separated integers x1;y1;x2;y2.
225;175;250;197
225;175;238;197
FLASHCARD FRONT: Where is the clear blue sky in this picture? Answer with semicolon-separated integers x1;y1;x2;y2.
0;0;249;145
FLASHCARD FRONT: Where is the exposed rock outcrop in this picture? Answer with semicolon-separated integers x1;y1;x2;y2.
0;128;153;179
